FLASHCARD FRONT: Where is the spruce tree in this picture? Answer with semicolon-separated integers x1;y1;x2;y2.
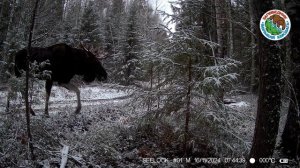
80;1;101;46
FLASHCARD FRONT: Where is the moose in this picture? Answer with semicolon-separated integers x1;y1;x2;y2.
15;43;107;116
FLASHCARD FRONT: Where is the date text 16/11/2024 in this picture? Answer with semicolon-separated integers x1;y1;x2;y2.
142;157;289;164
142;157;245;164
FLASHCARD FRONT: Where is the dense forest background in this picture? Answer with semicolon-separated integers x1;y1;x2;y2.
0;0;299;167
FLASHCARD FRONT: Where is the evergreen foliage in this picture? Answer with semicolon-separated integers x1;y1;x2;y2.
0;0;299;166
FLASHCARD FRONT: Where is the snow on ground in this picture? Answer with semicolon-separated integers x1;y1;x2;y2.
0;83;142;167
50;85;130;102
226;101;249;108
0;86;292;167
0;84;132;113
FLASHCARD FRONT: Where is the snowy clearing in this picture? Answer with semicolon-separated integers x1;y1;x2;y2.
0;84;132;113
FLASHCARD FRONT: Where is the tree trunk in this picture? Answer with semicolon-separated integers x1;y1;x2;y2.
157;70;160;109
0;0;11;53
214;0;224;58
56;0;65;21
148;63;153;111
249;0;256;93
277;0;292;100
247;0;282;167
214;0;225;103
227;0;233;58
3;0;16;53
25;0;40;160
280;0;300;159
184;54;192;155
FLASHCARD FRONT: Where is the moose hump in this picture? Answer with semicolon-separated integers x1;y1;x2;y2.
269;14;285;30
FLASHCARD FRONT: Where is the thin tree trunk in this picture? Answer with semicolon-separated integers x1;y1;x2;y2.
184;54;192;156
247;0;282;167
63;0;69;20
227;0;233;58
0;0;11;52
75;0;81;28
0;1;3;15
56;0;65;21
3;0;16;53
214;0;225;102
214;0;224;58
157;70;160;109
25;0;39;160
148;63;153;111
249;0;256;93
236;0;242;49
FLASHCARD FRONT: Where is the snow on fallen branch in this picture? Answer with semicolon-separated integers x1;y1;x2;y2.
60;145;69;168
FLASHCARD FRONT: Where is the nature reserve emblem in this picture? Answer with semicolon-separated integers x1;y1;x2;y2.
260;9;291;41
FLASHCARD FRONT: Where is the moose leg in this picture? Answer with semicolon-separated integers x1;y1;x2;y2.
60;83;81;114
6;88;10;113
45;80;53;116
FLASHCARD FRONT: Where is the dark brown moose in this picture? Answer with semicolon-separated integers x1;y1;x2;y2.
15;43;107;116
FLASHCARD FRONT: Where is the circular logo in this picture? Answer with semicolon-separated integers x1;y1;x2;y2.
260;9;291;41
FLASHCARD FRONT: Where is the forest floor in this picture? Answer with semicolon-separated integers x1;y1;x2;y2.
0;84;290;167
